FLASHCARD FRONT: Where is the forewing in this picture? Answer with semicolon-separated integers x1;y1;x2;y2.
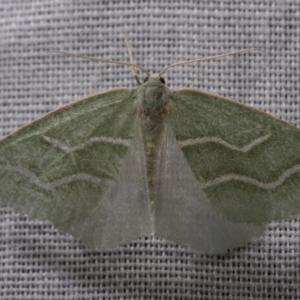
171;88;300;224
0;88;151;249
154;123;265;254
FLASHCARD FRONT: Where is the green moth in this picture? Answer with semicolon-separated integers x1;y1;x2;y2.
0;47;299;254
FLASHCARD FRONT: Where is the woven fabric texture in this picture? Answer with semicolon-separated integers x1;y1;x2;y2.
0;1;299;299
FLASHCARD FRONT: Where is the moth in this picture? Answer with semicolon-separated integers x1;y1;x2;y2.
0;45;299;254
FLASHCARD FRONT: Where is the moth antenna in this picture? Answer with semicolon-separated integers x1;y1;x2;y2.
158;48;265;77
124;36;141;85
45;50;151;77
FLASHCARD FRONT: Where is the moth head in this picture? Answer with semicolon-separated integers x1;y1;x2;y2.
143;76;165;85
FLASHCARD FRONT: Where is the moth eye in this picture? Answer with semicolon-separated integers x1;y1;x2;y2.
159;77;165;85
143;77;149;83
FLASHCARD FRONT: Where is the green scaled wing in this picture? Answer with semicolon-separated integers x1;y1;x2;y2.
0;88;152;249
171;88;300;224
153;121;265;254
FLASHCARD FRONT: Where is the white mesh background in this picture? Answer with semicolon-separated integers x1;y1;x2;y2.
0;1;299;299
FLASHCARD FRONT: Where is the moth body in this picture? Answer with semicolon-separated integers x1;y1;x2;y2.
136;76;171;213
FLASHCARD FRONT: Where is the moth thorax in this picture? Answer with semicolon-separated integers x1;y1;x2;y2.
139;85;169;132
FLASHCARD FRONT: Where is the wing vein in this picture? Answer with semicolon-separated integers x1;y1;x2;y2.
179;133;271;152
203;164;300;189
43;135;130;153
0;164;102;189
